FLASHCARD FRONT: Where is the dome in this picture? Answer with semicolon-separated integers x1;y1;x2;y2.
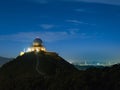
33;38;43;46
33;38;43;43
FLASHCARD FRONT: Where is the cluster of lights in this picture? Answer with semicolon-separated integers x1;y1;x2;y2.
26;48;33;52
20;52;25;56
26;47;46;52
19;38;46;56
20;47;46;56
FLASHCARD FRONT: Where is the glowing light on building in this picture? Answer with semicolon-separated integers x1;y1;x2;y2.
19;38;46;56
26;48;32;52
20;52;25;56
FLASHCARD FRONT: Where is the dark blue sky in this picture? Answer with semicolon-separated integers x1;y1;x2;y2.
0;0;120;62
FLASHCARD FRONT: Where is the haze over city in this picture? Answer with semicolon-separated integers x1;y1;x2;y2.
0;0;120;63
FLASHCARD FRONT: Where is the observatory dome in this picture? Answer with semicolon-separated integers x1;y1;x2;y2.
33;38;43;46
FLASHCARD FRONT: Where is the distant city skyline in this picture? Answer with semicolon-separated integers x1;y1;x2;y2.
0;0;120;63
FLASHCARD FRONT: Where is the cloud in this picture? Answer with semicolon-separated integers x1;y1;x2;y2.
65;0;120;6
66;19;96;26
67;28;80;35
66;19;89;25
24;0;48;4
0;31;99;43
24;0;120;5
40;24;56;29
74;8;94;13
0;32;37;42
0;32;69;42
35;0;48;4
75;9;86;12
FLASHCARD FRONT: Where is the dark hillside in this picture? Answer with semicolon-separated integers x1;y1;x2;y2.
0;56;11;66
0;52;120;90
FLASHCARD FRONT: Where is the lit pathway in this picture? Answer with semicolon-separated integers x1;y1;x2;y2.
35;52;45;76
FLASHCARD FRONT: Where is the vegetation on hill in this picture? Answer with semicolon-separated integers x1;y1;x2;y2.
0;52;120;90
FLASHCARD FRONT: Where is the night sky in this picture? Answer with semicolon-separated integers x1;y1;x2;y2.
0;0;120;63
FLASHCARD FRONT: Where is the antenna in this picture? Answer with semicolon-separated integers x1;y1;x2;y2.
24;48;26;52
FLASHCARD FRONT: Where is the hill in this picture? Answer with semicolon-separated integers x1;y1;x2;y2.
0;52;120;90
0;56;11;67
0;52;78;90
